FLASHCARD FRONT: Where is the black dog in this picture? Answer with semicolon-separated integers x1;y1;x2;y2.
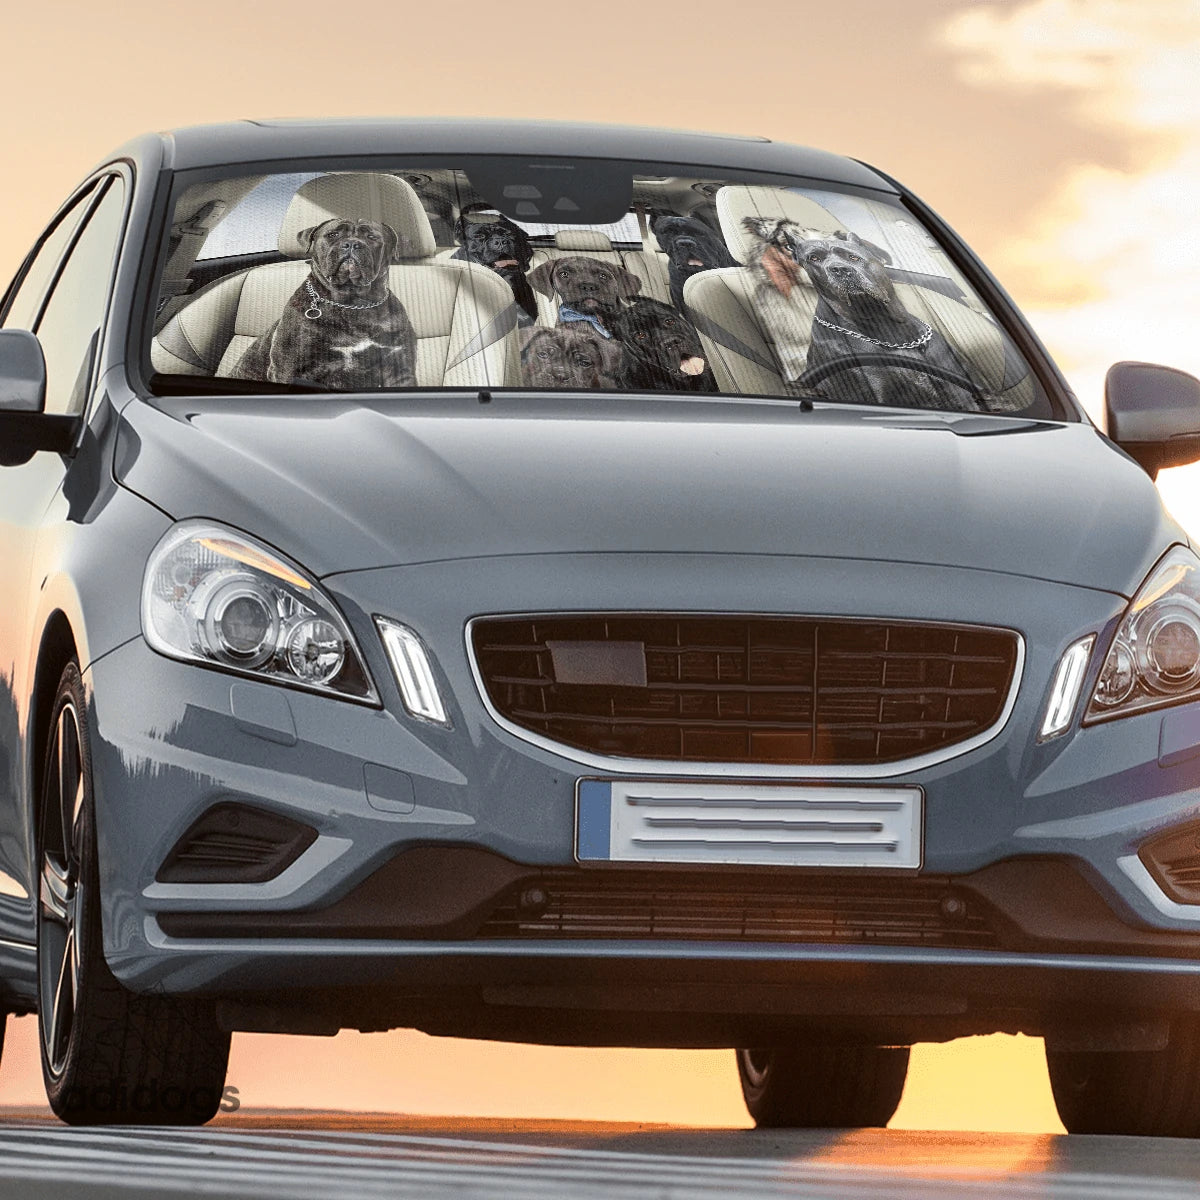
452;211;537;326
520;325;625;389
743;219;986;411
652;213;739;312
608;298;717;393
234;218;417;388
528;255;643;336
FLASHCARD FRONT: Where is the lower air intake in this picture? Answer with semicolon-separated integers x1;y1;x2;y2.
156;802;317;884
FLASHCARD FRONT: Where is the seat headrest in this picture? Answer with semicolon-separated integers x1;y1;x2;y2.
553;229;614;252
716;185;843;263
279;173;436;260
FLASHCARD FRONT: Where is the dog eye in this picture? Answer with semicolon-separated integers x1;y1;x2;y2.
806;249;826;263
536;349;550;360
636;332;648;341
559;268;572;277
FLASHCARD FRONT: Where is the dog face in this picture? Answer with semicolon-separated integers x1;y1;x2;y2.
609;298;709;385
653;214;738;276
742;218;894;304
454;214;533;281
297;218;404;293
528;255;642;324
791;231;895;307
520;325;624;389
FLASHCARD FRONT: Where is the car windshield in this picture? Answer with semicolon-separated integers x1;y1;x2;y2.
148;158;1057;418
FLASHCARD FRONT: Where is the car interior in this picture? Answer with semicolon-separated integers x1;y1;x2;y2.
149;166;1039;411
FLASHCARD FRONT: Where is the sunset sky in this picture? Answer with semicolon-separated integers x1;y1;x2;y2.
0;0;1196;1131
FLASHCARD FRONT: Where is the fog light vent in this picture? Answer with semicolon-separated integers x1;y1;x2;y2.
1139;823;1200;904
156;802;317;884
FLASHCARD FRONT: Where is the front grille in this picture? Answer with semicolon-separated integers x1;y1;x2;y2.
471;615;1018;765
478;871;998;949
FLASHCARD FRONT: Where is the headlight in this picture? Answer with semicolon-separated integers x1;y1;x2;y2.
141;521;377;703
1086;545;1200;723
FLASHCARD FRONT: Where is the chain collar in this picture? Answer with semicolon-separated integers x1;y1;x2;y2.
304;279;389;320
813;313;934;351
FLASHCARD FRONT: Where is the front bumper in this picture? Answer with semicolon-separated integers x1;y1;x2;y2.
80;552;1200;1037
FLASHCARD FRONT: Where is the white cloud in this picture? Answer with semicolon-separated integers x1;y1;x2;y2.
943;0;1200;130
939;0;1200;529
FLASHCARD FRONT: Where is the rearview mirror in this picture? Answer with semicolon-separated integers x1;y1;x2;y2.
0;329;78;466
1106;361;1200;479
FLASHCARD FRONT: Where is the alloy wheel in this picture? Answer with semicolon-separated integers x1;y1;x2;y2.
38;701;85;1080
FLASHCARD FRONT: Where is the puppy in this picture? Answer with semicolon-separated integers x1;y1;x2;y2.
608;298;717;393
528;255;642;336
234;218;417;388
520;325;625;389
742;218;985;410
651;213;739;312
451;211;537;326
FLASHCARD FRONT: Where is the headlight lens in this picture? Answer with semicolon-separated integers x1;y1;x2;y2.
141;521;377;702
1086;545;1200;722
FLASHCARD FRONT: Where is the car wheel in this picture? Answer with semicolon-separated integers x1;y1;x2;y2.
37;661;231;1126
1046;1024;1200;1137
736;1044;910;1128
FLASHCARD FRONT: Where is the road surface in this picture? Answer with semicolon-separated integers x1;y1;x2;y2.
0;1111;1196;1198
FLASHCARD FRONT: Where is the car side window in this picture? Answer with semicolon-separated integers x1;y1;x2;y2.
0;182;98;333
33;176;127;417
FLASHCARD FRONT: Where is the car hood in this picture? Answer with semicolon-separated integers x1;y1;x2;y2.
115;395;1180;595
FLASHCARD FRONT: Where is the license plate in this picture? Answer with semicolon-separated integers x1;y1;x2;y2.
576;778;922;869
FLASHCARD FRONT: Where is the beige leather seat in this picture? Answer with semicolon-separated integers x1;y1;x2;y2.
686;186;1032;407
683;186;842;395
153;173;521;388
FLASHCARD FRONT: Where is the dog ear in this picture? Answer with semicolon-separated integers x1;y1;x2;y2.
741;216;779;245
760;246;804;299
519;328;546;359
381;223;411;264
528;261;559;297
586;335;625;385
453;214;470;244
294;225;322;258
836;230;893;265
613;265;643;300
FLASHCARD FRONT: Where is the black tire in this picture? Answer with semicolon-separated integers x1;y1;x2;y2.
736;1044;910;1128
36;662;231;1125
1046;1020;1200;1137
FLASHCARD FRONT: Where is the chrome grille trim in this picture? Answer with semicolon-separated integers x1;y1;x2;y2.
465;613;1025;779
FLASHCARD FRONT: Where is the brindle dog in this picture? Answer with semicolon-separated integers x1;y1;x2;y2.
743;218;986;410
234;217;417;388
520;325;625;389
527;255;643;335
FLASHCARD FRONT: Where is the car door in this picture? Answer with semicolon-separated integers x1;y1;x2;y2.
0;173;127;945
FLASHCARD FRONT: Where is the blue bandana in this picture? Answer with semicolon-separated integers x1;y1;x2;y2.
558;304;612;338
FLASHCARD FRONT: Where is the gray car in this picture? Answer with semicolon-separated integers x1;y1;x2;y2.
3;118;1200;1134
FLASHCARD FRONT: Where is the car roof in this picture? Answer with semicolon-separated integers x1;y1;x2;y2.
116;118;896;191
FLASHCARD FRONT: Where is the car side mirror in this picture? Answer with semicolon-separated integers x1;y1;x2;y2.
1106;360;1200;479
0;329;79;466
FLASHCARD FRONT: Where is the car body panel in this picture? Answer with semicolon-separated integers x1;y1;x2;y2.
114;395;1176;594
0;119;1198;1048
